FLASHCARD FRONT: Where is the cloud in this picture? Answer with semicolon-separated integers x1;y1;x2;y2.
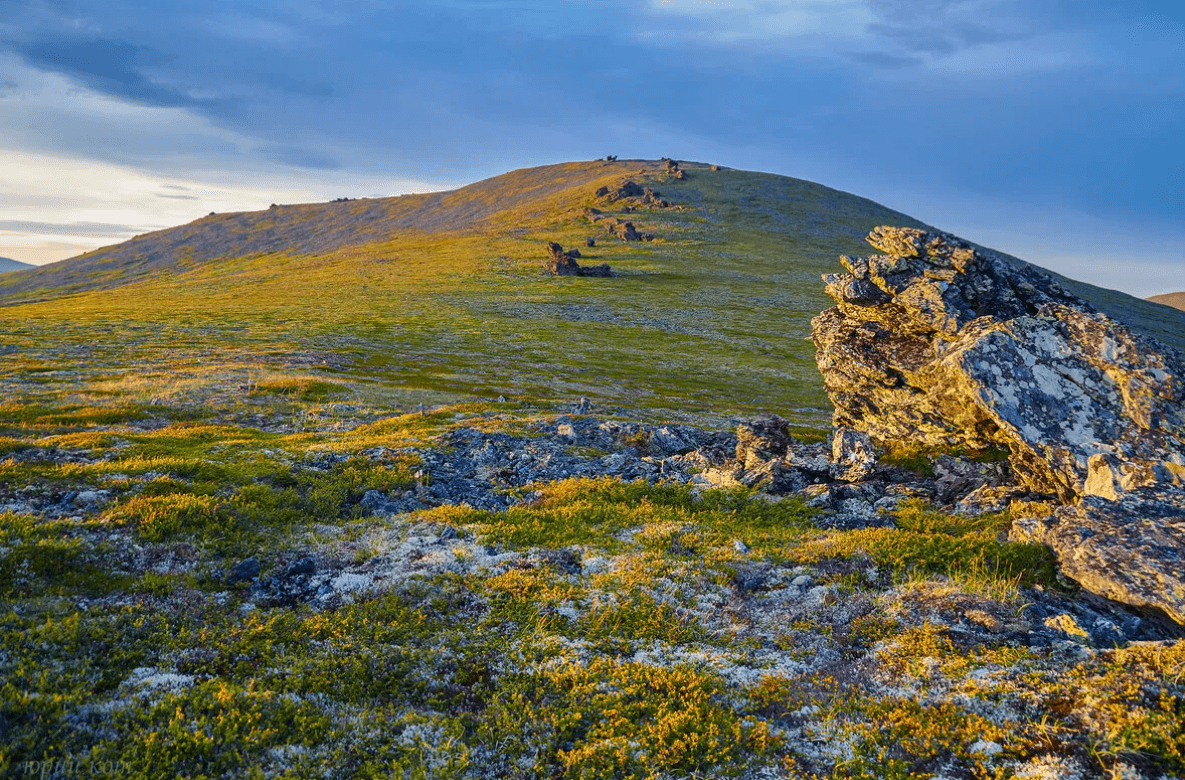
0;220;144;237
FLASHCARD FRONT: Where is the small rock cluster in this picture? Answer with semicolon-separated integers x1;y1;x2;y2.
542;241;611;277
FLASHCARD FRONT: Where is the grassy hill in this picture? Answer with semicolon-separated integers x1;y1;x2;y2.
7;159;1181;428
5;160;1185;779
0;256;33;274
0;160;933;426
1149;291;1185;312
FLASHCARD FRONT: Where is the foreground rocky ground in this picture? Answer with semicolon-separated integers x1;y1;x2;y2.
2;395;1183;779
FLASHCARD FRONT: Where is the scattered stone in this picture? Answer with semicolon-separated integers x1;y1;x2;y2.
607;220;643;242
572;397;592;414
543;241;612;277
286;557;316;577
598;180;645;203
585;238;595;247
830;428;876;482
227;557;261;584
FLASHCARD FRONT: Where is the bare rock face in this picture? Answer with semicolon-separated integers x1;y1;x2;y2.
811;226;1185;502
1012;488;1185;625
735;415;792;469
812;226;1185;623
830;428;876;482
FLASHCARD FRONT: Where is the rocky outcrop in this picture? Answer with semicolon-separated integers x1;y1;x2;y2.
544;242;612;277
1012;488;1185;625
812;226;1185;623
596;180;644;202
811;226;1185;503
607;220;651;242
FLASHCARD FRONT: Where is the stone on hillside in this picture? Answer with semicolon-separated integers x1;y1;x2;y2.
735;415;792;469
600;180;645;203
830;427;876;482
1012;488;1185;625
579;263;613;278
811;226;1185;503
544;241;612;277
228;557;261;584
608;221;642;242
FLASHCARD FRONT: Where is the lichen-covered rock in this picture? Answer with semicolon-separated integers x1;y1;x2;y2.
830;427;876;482
1011;487;1185;625
811;227;1185;502
735;415;792;469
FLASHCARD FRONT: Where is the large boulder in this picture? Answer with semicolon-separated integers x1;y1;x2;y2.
1012;488;1185;625
810;226;1185;502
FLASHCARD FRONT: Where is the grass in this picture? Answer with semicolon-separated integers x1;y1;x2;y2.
0;161;931;426
1;160;1183;778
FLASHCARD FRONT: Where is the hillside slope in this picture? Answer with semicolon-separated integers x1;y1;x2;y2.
0;256;33;274
2;159;1182;423
1149;291;1185;312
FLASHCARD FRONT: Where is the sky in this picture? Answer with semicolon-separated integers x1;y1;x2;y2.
1;0;1182;296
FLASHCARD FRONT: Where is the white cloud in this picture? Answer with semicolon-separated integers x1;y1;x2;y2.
0;53;445;266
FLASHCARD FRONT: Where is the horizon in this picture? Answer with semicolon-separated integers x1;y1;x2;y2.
1;1;1182;297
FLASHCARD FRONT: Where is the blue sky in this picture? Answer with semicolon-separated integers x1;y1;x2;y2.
1;0;1182;295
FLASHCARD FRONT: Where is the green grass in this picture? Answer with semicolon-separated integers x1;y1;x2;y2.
2;161;1184;779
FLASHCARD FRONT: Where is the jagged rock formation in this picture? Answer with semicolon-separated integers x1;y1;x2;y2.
812;226;1185;623
607;220;651;242
543;241;611;277
811;226;1185;503
1012;487;1185;625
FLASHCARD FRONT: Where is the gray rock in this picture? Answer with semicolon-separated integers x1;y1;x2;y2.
830;428;876;482
1012;486;1185;625
735;416;791;469
811;226;1185;503
228;557;261;584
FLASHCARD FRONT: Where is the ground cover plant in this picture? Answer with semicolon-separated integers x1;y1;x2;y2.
3;160;1184;778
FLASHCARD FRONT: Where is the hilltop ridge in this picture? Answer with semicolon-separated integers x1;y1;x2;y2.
0;256;33;274
1149;291;1185;312
2;159;1183;421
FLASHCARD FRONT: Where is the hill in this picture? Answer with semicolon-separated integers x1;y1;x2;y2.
0;256;33;274
1149;291;1185;312
4;159;1182;426
5;160;1185;779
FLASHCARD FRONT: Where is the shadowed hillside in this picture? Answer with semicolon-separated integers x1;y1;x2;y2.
0;256;33;274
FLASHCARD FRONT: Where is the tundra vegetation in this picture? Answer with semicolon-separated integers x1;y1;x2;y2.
2;161;1183;778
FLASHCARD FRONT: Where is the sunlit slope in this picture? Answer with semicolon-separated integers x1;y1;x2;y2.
0;161;663;302
1149;292;1185;313
7;158;1179;421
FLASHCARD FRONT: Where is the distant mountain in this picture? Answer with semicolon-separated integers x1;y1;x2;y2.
0;256;33;274
1148;292;1185;312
